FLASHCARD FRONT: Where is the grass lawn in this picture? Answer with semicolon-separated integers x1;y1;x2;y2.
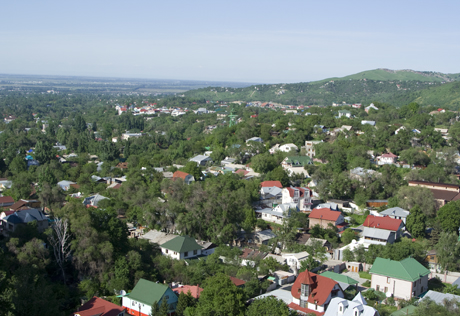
349;214;367;227
359;271;372;280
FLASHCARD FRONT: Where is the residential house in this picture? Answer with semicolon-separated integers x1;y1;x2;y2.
304;140;323;158
338;110;352;118
261;181;283;189
289;270;344;315
1;208;48;237
320;271;359;291
189;155;212;166
306;238;332;252
173;285;203;299
196;240;217;256
365;103;379;113
379;207;410;224
260;185;283;204
361;120;376;126
256;203;299;225
361;215;404;245
172;171;195;185
370;257;429;300
424;250;440;272
122;279;178;316
282;156;312;168
315;202;340;211
57;180;77;191
246;137;263;143
278;143;299;153
121;132;144;141
408;180;460;208
253;229;276;245
282;252;309;270
240;248;267;267
281;186;312;212
376;153;398;165
324;294;379;316
230;276;246;288
160;235;203;260
9;199;41;211
349;167;381;181
419;290;460;307
83;194;108;208
73;296;126;316
0;196;14;208
308;208;347;231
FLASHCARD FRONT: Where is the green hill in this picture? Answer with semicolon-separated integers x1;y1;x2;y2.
183;68;460;108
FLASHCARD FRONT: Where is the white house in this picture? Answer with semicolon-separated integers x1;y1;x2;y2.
189;155;213;166
282;252;309;270
324;294;379;316
57;180;77;191
376;153;398;165
303;140;323;158
278;143;299;153
160;235;203;260
246;137;263;143
365;103;379;113
256;203;299;224
370;257;429;300
281;186;312;212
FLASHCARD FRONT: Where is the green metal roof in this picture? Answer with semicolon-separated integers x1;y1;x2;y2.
286;156;312;166
370;257;430;282
160;235;203;253
129;279;169;306
390;305;417;316
320;271;358;285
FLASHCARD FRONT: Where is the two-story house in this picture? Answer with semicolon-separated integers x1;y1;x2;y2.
122;279;178;316
160;235;203;260
370;257;429;300
289;270;344;315
74;296;126;316
1;208;48;237
282;186;312;212
379;207;410;225
256;203;299;225
304;140;323;158
309;208;348;231
376;153;398;165
361;215;404;245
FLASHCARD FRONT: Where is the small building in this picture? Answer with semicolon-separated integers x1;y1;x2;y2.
189;155;212;166
73;296;126;316
282;186;312;212
304;140;323;158
256;203;299;225
282;252;309;270
1;208;48;237
308;208;347;231
240;248;267;267
172;171;195;185
160;235;203;260
408;180;460;208
57;180;77;191
320;271;358;291
0;196;14;208
376;153;398;165
246;137;264;143
370;257;429;300
338;110;352;118
324;294;379;316
83;194;108;208
281;156;313;168
173;285;203;299
362;215;404;244
122;278;178;316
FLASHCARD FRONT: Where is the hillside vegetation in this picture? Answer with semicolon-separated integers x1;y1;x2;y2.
183;68;460;108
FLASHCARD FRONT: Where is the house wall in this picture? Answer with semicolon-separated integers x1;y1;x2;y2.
122;288;178;316
309;218;336;230
161;248;180;260
371;274;417;300
179;249;201;260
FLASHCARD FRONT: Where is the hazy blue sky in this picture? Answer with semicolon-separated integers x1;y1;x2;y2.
1;0;459;83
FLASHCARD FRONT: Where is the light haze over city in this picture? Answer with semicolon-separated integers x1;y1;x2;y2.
1;0;459;83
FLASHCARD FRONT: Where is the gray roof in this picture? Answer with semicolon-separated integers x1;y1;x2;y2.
140;230;177;245
362;227;392;240
57;180;76;187
82;194;108;207
420;290;460;306
255;229;276;242
453;277;460;288
4;208;47;224
256;208;287;218
261;186;282;196
315;202;339;210
324;297;378;316
253;288;292;306
380;207;410;218
189;155;212;163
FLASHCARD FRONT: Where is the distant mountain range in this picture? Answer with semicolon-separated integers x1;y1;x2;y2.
183;69;460;108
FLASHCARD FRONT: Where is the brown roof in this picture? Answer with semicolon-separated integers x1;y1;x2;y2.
309;208;341;221
291;270;338;305
9;200;27;211
116;162;128;169
429;189;460;201
363;215;403;231
408;180;460;190
173;171;191;180
74;296;125;316
0;196;14;204
173;285;204;299
229;276;246;287
260;181;283;188
239;248;266;260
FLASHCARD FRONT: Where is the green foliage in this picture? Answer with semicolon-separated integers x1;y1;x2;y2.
437;201;460;233
406;206;427;238
435;231;460;272
246;296;296;316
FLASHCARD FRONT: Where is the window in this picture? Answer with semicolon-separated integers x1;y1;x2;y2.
376;285;380;291
184;251;188;257
164;295;169;300
339;305;343;312
354;311;358;316
165;249;168;254
194;250;198;255
387;277;390;283
384;287;388;293
132;301;135;306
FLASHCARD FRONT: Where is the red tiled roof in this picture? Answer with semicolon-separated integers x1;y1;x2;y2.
173;171;191;181
0;196;14;204
260;181;282;188
291;270;338;306
308;208;341;221
235;169;249;176
363;215;402;231
230;276;246;287
74;296;125;316
173;285;203;299
286;187;309;198
288;303;324;316
381;153;397;158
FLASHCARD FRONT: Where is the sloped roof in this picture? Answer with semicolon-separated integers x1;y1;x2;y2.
173;285;203;299
324;297;377;316
309;208;341;221
285;156;312;166
129;279;172;306
0;196;14;204
363;215;402;231
230;276;246;287
4;208;46;224
320;271;358;285
74;296;125;316
362;227;392;240
160;235;202;253
370;257;429;281
173;171;192;180
291;270;338;305
260;181;282;188
380;207;409;218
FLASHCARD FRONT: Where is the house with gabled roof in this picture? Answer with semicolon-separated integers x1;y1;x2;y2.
0;196;14;208
324;293;379;316
173;285;203;299
309;208;347;231
1;208;48;236
370;257;429;300
73;296;126;316
160;235;203;260
122;278;178;316
172;171;195;185
282;186;312;212
362;215;404;244
289;270;344;315
379;207;410;224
